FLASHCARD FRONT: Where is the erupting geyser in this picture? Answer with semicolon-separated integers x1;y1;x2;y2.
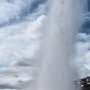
24;0;87;90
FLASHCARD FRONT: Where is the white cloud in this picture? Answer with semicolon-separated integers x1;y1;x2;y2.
0;0;32;24
0;15;46;66
76;33;90;78
0;15;46;89
0;0;48;89
0;0;48;26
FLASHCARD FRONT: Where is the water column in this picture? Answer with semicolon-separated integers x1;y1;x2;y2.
35;0;86;90
23;0;87;90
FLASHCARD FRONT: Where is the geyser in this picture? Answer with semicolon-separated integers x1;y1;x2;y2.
24;0;87;90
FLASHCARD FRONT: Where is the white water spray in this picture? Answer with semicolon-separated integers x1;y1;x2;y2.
24;0;87;90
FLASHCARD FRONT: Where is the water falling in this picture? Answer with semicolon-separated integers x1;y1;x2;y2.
24;0;87;90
